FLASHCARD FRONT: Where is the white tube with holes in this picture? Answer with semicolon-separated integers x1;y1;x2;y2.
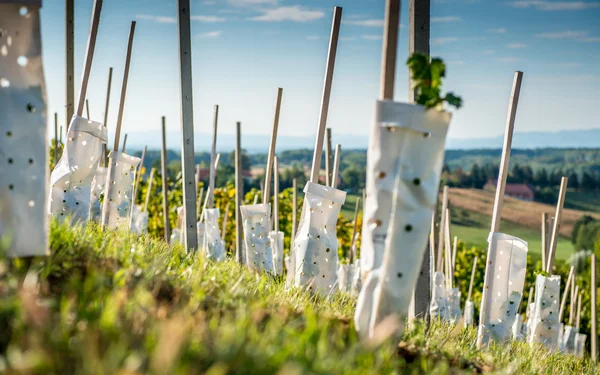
446;287;462;323
240;203;273;272
529;275;561;349
292;182;346;295
269;230;284;275
360;101;450;280
0;2;48;257
574;333;587;357
100;151;140;229
203;208;225;261
464;300;475;326
88;166;107;221
430;271;448;320
49;115;107;222
129;204;148;234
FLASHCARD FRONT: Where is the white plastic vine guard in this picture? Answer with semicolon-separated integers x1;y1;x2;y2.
361;100;450;279
130;204;148;234
525;302;535;339
49;115;107;223
512;314;524;341
204;208;225;261
447;287;462;323
349;261;361;296
430;271;448;320
101;151;140;229
240;203;273;272
88;167;106;222
337;263;350;293
269;231;284;275
0;2;48;257
284;255;293;287
574;333;586;357
561;325;578;354
292;182;346;295
464;300;475;326
170;206;184;244
528;274;560;349
478;232;528;344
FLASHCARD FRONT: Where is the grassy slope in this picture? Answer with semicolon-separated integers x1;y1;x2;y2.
0;221;597;374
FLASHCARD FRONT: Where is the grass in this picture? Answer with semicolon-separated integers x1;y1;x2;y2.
0;220;597;374
565;190;600;213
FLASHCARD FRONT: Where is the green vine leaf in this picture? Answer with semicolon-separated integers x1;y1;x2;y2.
407;53;463;110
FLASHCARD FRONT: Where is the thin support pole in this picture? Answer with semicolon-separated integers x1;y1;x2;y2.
444;208;452;288
541;212;548;271
196;187;205;221
177;0;198;252
437;186;448;272
477;71;523;349
76;0;103;117
546;177;568;273
263;87;283;204
53;113;59;165
592;253;597;362
331;143;341;189
325;128;333;186
451;236;458;284
132;145;147;207
274;156;279;232
380;0;400;100
569;285;579;326
102;67;113;166
208;105;219;208
309;7;342;183
161;117;171;242
121;134;128;153
576;292;582;329
292;178;298;248
65;0;74;125
526;286;534;318
85;99;91;119
235;122;243;264
222;203;230;238
143;168;156;212
467;256;478;301
558;266;575;322
113;21;136;152
253;194;259;205
349;196;361;263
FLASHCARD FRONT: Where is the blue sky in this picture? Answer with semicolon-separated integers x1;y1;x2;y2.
39;0;600;145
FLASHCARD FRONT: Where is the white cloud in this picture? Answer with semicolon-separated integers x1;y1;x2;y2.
306;35;320;40
482;49;496;54
362;35;382;40
431;16;462;22
508;43;526;48
432;37;458;45
486;28;507;33
136;14;176;23
191;15;226;22
197;31;223;38
508;1;600;10
343;19;384;27
340;36;357;41
250;6;324;22
228;0;277;6
535;30;587;39
581;36;600;42
497;57;519;62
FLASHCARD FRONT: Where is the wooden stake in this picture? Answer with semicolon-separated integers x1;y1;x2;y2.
380;0;400;100
592;253;597;362
292;178;298;248
235;122;243;264
121;134;128;153
113;21;136;152
196;186;205;221
437;186;448;272
576;292;582;329
570;285;579;326
331;144;341;189
177;0;199;252
478;71;523;349
559;266;575;322
65;0;75;125
143;168;155;212
309;7;342;184
102;67;113;166
444;208;452;288
274;156;279;232
467;256;478;301
132;145;147;207
349;197;361;263
452;236;458;273
199;188;212;225
325;128;333;186
76;0;103;118
253;194;259;205
222;203;230;239
541;212;548;271
263;88;283;204
53;113;58;165
85;99;91;119
208;105;219;208
161;117;171;242
546;177;568;273
526;286;534;318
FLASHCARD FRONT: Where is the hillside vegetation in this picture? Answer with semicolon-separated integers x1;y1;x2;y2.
0;221;597;374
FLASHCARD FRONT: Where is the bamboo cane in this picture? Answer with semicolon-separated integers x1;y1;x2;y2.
444;208;452;288
570;285;579;326
331;144;341;189
85;99;90;119
113;22;136;152
75;0;103;118
325;128;333;186
541;212;548;269
576;292;582;329
263;88;283;204
102;67;113;166
437;186;448;272
309;7;342;183
526;286;534;319
558;266;575;322
143;168;155;212
132;145;147;207
235;121;243;264
121;134;128;153
467;256;478;302
349;197;361;263
546;177;568;273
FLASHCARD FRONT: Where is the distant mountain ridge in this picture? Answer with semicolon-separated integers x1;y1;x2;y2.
124;128;600;152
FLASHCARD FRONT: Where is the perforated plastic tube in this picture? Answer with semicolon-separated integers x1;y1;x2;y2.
89;167;107;221
130;204;148;234
240;203;273;272
101;151;140;229
0;2;48;257
204;208;225;261
430;271;448;320
360;100;451;279
292;182;346;295
49;115;107;223
529;274;561;349
269;231;284;275
479;232;528;344
464;300;475;326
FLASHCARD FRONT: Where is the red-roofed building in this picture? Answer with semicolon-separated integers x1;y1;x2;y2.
484;180;535;201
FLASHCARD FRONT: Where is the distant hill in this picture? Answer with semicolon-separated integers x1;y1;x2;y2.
124;128;600;152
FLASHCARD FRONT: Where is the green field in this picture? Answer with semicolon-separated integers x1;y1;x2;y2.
564;190;600;213
0;221;595;374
